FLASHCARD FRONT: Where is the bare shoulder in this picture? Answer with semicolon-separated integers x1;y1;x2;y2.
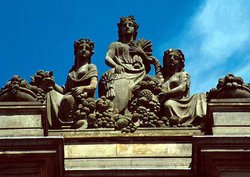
88;64;97;70
180;71;190;79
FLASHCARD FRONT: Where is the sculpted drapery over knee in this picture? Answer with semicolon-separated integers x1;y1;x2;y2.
158;49;206;126
99;16;155;113
47;38;98;128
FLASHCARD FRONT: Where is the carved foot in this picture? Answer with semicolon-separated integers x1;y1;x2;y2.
169;116;180;127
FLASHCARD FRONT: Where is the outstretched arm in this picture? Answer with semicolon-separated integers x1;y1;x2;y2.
53;83;64;94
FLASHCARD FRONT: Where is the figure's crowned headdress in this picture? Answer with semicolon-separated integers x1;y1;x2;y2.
74;38;94;56
117;16;139;42
163;49;185;72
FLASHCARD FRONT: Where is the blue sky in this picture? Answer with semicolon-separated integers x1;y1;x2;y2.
0;0;250;95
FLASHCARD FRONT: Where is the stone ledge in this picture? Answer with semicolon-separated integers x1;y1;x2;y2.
49;127;202;142
0;102;46;110
65;158;191;170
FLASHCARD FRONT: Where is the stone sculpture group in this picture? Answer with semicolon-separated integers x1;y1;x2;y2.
1;16;250;132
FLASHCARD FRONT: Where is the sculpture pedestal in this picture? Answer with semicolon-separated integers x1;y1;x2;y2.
206;98;250;135
49;128;202;177
0;102;47;136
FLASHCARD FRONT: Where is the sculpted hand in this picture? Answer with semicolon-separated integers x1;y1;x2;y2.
158;92;169;104
72;86;85;96
115;65;124;74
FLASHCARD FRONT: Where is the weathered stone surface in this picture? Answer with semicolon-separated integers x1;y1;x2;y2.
156;49;207;127
2;14;250;177
117;143;191;157
213;112;250;126
205;98;250;135
212;111;250;134
0;102;47;136
0;75;38;102
0;114;42;128
212;127;250;135
63;131;193;175
65;158;191;170
65;143;191;158
49;127;202;138
65;144;117;158
0;129;44;137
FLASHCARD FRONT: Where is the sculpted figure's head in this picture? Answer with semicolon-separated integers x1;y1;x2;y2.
117;16;139;42
163;49;185;72
74;38;94;64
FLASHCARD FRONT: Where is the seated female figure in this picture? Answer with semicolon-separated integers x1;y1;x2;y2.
47;38;98;128
159;49;206;126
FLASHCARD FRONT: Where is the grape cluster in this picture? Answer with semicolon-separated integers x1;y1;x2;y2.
69;94;96;123
36;88;46;103
93;111;115;128
92;96;116;128
2;75;28;94
131;76;162;97
29;70;55;102
121;121;137;133
208;73;246;100
132;106;164;127
216;73;243;89
30;70;55;92
130;89;155;112
148;100;160;113
129;86;164;128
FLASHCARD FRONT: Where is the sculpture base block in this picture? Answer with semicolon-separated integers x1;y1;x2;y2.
49;128;202;177
0;102;47;136
206;98;250;135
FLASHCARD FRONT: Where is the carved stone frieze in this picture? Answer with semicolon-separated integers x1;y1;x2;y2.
2;16;250;133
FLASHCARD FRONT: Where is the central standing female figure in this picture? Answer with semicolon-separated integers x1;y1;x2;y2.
99;16;154;113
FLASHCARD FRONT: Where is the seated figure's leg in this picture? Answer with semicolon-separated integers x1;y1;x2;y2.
163;99;180;126
163;99;175;116
58;94;75;121
163;94;207;127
